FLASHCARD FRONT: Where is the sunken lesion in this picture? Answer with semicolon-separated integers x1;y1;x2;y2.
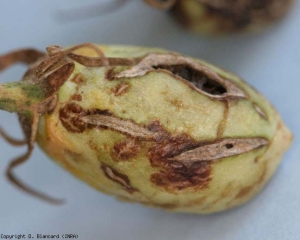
101;163;138;193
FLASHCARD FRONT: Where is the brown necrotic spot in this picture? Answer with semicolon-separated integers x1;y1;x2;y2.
112;82;130;96
151;162;212;190
70;73;86;85
70;94;82;101
59;103;87;133
59;103;114;133
112;138;141;160
147;121;269;191
148;131;212;190
106;67;117;81
101;163;137;193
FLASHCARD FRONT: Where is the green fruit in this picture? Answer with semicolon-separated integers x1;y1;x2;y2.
0;43;292;213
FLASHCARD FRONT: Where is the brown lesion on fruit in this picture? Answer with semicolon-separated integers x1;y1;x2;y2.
59;103;88;133
59;103;270;192
101;163;138;193
148;130;212;190
254;156;260;163
112;137;141;161
150;162;212;190
110;53;247;100
149;128;269;191
70;94;82;102
70;73;86;88
59;103;159;140
111;82;130;96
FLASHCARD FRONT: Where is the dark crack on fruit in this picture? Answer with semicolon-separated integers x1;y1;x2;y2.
154;65;227;95
225;143;234;149
101;163;137;193
112;53;247;100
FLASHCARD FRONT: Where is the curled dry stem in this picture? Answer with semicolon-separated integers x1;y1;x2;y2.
0;127;27;146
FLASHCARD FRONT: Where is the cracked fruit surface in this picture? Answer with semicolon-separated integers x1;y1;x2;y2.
0;43;292;213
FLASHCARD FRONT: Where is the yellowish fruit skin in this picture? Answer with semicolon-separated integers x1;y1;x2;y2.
37;45;292;214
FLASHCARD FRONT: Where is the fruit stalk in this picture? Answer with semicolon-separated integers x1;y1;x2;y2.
0;82;43;114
